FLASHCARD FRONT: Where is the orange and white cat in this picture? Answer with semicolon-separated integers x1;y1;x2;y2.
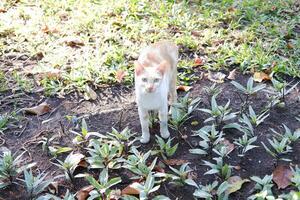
134;41;178;143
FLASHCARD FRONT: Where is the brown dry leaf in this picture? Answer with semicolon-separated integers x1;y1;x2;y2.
220;139;235;154
227;176;250;195
65;38;84;47
84;85;97;101
76;185;94;200
78;159;88;168
191;30;201;37
176;85;192;92
0;8;7;13
227;69;237;80
121;183;140;195
115;70;127;83
41;25;59;34
154;165;165;173
253;72;271;82
194;57;204;66
48;181;58;194
24;102;51;116
273;165;293;189
287;43;293;49
228;7;236;12
164;159;188;166
206;71;226;83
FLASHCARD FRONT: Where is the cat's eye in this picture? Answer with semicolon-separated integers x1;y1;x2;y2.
142;78;147;82
154;78;160;83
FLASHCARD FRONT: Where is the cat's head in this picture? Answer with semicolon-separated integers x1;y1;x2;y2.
134;60;168;93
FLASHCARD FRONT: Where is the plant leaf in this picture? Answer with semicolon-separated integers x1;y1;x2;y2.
24;102;51;116
226;176;249;195
272;165;293;189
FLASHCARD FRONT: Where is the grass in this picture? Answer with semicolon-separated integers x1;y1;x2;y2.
0;0;299;95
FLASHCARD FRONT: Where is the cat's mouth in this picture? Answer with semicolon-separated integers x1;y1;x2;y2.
145;87;155;93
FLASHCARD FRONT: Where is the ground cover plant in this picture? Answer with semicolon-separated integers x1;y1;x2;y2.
0;0;300;199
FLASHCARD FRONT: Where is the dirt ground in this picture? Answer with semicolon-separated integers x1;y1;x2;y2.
0;71;300;200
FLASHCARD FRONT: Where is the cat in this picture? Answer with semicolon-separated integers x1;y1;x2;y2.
134;41;178;143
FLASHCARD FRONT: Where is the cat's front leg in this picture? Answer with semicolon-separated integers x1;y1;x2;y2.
138;106;150;143
159;104;170;139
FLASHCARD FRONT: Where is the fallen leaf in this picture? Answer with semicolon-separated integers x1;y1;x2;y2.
227;69;237;80
115;70;127;83
176;85;192;92
84;85;97;101
253;72;271;82
220;139;235;154
32;52;44;60
164;159;188;166
233;165;241;170
227;176;249;195
287;43;293;49
273;165;293;189
206;71;226;83
122;183;140;195
0;8;6;13
228;7;235;12
42;25;59;34
48;181;58;194
76;185;94;200
78;159;88;168
64;37;84;47
154;165;165;173
194;57;204;66
24;102;51;116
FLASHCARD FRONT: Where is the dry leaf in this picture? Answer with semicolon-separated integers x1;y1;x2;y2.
115;70;127;83
220;139;235;154
84;85;97;101
233;165;241;170
194;57;204;66
78;159;88;168
164;159;188;166
41;25;59;34
273;165;293;189
176;85;192;92
48;182;58;194
227;69;237;80
227;176;249;195
206;71;226;83
24;102;51;116
228;7;235;12
253;72;271;82
0;8;7;13
76;185;94;200
191;30;201;37
64;37;84;47
121;183;140;195
287;43;293;49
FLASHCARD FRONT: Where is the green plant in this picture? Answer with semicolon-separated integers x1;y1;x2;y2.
203;157;232;180
37;190;75;200
247;106;269;126
291;165;300;190
86;168;121;200
122;147;157;179
0;150;35;188
130;172;161;200
0;114;9;134
87;139;122;169
53;152;84;182
249;175;274;199
262;137;292;161
153;136;178;160
271;78;298;104
272;124;300;143
190;125;224;156
199;95;237;129
234;134;258;157
231;77;266;113
71;118;90;145
193;181;229;200
21;169;54;200
203;83;222;97
39;135;72;157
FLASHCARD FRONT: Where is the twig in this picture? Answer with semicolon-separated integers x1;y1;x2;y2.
15;120;29;137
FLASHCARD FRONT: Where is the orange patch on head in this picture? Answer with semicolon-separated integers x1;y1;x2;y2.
147;52;160;63
134;61;144;76
157;60;169;75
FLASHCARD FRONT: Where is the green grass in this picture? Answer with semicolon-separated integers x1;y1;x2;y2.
0;0;299;95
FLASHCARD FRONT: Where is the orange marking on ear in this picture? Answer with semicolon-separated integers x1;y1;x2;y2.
134;61;144;76
157;60;169;75
147;52;160;63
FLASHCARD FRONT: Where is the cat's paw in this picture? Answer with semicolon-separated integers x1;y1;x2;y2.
140;136;150;144
160;130;170;139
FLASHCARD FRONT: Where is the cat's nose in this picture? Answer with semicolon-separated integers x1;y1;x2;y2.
146;86;154;93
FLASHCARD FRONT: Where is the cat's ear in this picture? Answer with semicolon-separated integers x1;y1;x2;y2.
134;61;144;76
157;60;169;75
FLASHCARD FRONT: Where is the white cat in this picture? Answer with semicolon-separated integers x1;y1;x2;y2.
134;41;178;143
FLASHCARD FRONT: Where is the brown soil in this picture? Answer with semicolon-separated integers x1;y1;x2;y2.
0;72;300;200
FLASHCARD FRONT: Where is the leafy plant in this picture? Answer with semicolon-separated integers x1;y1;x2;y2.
37;190;75;200
272;124;300;143
39;135;72;157
86;168;121;200
21;169;54;200
87;139;122;169
199;95;236;128
122;147;157;179
234;134;258;157
249;175;274;199
130;172;160;200
262;137;292;161
190;125;224;156
203;157;232;180
193;181;229;200
247;105;269;126
231;77;266;113
203;83;222;97
271;78;298;104
53;152;84;182
0;150;35;188
291;165;300;190
0;114;9;134
154;136;178;160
